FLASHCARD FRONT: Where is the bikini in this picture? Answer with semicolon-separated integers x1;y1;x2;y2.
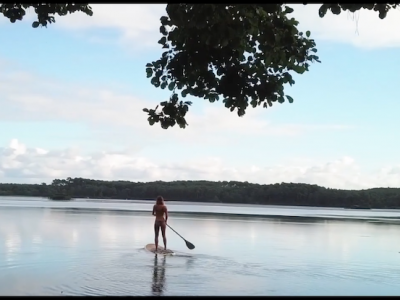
154;220;166;226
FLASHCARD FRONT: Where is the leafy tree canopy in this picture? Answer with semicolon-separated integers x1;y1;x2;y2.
1;3;397;129
0;3;93;27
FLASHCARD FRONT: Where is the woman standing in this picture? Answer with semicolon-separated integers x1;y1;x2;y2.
152;196;168;252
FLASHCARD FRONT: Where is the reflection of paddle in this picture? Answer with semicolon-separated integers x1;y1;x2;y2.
166;224;195;250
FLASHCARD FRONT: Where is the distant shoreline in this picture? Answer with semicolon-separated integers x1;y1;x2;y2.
1;178;400;209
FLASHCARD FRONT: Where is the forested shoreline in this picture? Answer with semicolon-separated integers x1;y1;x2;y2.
0;177;399;209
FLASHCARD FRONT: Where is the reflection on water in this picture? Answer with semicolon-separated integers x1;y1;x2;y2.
152;254;166;296
1;200;400;295
5;234;21;264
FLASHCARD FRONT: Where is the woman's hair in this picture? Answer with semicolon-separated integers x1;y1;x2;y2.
156;196;164;205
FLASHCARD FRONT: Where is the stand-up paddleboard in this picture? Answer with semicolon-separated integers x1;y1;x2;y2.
145;243;175;255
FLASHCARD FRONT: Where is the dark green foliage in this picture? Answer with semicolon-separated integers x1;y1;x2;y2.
143;93;192;129
0;3;93;27
144;4;320;129
317;3;400;19
1;177;400;209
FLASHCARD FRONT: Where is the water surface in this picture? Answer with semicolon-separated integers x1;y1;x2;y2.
1;196;400;295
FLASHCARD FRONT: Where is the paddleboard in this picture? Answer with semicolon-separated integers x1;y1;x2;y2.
145;243;175;255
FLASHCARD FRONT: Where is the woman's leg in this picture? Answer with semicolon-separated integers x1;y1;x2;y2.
161;222;167;250
154;222;160;251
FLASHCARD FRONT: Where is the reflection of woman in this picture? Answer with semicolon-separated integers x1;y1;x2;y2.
152;255;166;295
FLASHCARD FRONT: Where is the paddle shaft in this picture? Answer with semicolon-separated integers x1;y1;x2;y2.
167;224;186;242
166;223;186;241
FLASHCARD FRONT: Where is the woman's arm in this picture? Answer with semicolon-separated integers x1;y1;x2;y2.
152;205;156;216
164;206;168;223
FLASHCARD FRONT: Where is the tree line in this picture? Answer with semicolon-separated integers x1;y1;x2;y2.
0;177;399;209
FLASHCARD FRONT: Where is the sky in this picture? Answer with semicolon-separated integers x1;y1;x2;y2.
1;4;400;190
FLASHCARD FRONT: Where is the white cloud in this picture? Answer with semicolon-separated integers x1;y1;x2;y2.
0;60;351;147
1;138;400;190
50;4;400;49
0;4;166;51
0;63;393;190
54;4;167;50
2;4;399;49
291;4;400;49
0;60;372;190
0;56;358;189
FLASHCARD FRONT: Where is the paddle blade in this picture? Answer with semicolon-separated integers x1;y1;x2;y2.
185;240;195;250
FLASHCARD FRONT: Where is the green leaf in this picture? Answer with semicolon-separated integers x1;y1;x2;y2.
160;16;168;24
158;36;167;45
161;82;167;89
143;108;149;113
306;30;310;38
150;77;158;85
284;6;294;14
32;21;39;28
145;63;152;68
293;65;306;74
146;68;153;78
168;82;175;91
319;4;329;17
160;25;167;36
331;5;341;15
171;93;178;102
181;89;189;98
286;95;294;103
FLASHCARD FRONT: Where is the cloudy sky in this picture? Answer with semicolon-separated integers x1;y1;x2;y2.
1;4;400;189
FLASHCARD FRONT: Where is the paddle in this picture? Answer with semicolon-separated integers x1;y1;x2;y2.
166;223;195;250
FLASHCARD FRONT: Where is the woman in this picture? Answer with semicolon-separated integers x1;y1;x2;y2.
152;196;168;252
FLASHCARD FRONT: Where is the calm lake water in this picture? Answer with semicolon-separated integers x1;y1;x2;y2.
1;196;400;296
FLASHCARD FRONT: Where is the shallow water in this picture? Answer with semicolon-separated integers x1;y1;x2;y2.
1;197;400;295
